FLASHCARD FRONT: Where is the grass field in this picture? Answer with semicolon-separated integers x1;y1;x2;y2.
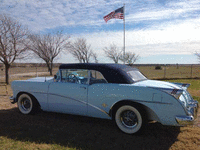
0;66;199;150
0;64;200;80
165;79;200;102
137;65;200;79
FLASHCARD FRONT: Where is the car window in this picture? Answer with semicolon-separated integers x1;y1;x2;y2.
127;70;147;82
90;70;107;84
60;69;89;84
54;70;61;82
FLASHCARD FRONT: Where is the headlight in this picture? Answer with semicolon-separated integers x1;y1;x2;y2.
161;88;183;100
170;89;183;99
179;94;187;107
159;88;186;107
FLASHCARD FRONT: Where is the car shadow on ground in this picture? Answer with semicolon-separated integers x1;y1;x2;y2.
0;108;180;150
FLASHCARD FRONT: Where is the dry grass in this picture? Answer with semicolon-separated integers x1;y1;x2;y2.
137;65;200;79
0;98;199;150
166;79;200;101
0;66;199;150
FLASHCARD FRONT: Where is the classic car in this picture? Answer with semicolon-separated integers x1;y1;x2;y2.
10;63;198;134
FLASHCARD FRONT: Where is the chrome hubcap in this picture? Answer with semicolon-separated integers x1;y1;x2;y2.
21;98;31;111
120;110;138;128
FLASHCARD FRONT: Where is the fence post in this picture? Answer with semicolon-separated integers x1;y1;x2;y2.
176;63;179;69
164;64;166;78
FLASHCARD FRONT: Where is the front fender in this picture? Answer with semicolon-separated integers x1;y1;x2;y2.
11;80;50;111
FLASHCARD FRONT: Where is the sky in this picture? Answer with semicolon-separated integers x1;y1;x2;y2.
1;0;200;64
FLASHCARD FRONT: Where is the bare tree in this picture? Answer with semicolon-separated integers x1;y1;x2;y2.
0;14;28;84
27;31;70;75
104;43;139;64
195;52;200;62
68;38;98;63
119;52;139;64
91;52;98;63
103;43;121;63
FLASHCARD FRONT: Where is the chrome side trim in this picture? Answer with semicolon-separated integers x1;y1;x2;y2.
32;92;110;117
47;93;87;105
87;103;110;117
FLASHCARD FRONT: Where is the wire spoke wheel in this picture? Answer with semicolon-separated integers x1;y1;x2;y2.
115;105;143;134
120;110;138;128
17;94;38;115
20;98;31;111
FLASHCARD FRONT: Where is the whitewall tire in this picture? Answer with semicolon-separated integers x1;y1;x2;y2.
115;105;143;134
17;94;37;115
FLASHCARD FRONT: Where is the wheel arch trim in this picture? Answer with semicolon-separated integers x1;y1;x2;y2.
16;92;41;107
109;99;160;122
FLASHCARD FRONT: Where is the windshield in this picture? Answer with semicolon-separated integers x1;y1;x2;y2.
127;70;147;82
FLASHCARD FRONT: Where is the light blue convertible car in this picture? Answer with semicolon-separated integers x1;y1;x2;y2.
10;63;198;134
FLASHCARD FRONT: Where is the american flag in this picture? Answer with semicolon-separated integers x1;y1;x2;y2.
103;7;124;23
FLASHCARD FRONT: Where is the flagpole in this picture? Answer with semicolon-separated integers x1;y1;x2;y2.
123;3;125;64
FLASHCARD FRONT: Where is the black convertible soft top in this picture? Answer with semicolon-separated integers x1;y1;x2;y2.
59;63;138;84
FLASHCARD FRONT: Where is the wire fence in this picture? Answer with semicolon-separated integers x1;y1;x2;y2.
0;64;200;96
135;64;200;79
0;64;200;80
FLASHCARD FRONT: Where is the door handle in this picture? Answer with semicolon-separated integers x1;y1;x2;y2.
80;86;86;89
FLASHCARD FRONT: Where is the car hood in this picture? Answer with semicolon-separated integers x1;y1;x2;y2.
133;80;182;90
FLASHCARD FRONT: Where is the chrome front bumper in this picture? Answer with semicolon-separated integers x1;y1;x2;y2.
176;100;198;125
10;96;17;104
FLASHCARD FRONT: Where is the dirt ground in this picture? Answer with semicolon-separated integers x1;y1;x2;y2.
0;95;199;150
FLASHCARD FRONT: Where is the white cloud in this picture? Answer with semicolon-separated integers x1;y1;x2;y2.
0;0;130;32
72;17;200;59
1;0;199;31
126;0;200;23
1;0;200;63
